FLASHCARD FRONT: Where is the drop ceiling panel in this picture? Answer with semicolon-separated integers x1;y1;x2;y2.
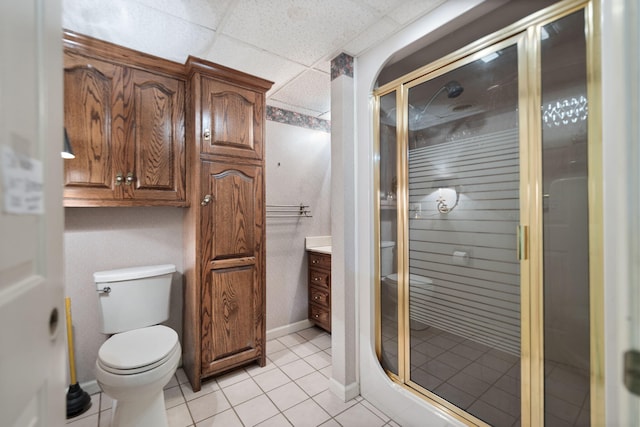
387;0;447;25
221;0;379;66
131;0;233;30
202;35;307;95
343;16;400;56
270;69;331;116
63;0;215;63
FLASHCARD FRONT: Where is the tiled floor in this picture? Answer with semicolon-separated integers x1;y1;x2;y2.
66;327;400;427
382;321;590;427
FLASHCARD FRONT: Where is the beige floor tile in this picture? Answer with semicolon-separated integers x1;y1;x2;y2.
278;333;308;348
283;398;331;427
98;409;111;427
334;403;386;427
195;408;243;427
66;412;99;427
167;403;193;427
270;348;301;367
255;413;293;426
187;389;231;423
165;384;186;409
234;394;280;426
295;371;329;397
216;369;251;388
180;378;220;401
305;351;331;370
311;389;357;417
280;358;316;380
289;341;322;358
253;367;291;392
267;382;308;411
221;377;263;406
99;392;113;411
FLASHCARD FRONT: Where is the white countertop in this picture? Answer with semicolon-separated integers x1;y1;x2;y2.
305;235;332;255
307;245;331;255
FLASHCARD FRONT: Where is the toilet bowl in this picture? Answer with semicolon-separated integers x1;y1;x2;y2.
93;264;179;427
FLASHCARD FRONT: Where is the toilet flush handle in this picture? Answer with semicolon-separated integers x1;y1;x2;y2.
96;286;111;294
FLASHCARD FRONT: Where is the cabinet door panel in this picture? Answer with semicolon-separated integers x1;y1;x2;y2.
201;266;260;369
63;54;124;202
125;69;186;202
201;77;264;160
201;162;263;261
199;160;265;374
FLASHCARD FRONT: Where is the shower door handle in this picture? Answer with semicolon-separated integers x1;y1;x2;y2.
517;225;528;260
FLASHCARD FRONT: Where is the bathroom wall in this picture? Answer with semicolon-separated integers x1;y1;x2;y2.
64;207;184;384
63;119;331;385
264;120;332;331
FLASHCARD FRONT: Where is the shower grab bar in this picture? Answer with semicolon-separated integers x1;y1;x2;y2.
266;203;312;218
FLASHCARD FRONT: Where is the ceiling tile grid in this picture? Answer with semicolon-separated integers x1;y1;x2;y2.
62;0;453;119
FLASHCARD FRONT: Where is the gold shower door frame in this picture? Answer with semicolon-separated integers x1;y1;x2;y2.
373;0;603;426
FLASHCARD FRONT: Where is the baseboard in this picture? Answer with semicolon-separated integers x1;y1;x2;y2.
76;379;100;396
266;319;314;341
329;377;360;402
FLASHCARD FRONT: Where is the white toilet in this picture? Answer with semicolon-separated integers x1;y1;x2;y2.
380;241;433;328
93;264;181;427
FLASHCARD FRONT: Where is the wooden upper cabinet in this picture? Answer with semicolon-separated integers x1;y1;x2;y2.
200;77;264;160
63;54;125;201
63;31;186;207
123;69;186;202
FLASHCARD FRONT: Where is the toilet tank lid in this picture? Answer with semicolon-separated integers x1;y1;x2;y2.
93;264;176;283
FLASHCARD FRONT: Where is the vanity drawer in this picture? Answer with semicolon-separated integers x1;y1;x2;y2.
309;252;331;269
309;304;331;332
309;285;330;309
309;269;330;288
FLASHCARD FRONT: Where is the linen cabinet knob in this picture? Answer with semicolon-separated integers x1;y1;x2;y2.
201;194;212;206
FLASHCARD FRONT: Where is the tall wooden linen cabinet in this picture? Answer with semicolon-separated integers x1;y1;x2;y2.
183;57;273;391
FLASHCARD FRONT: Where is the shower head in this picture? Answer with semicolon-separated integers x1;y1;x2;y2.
444;80;464;98
414;80;465;118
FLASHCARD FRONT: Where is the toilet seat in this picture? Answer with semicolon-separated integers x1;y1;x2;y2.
98;325;179;375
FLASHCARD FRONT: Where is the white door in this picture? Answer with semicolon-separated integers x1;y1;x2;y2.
0;0;65;426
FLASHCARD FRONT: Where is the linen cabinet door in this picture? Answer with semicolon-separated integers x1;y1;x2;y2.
63;53;125;205
200;77;264;160
123;69;186;205
199;160;265;375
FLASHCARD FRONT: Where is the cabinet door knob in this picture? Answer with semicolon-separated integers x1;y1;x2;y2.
125;172;135;185
314;314;319;318
314;277;319;281
203;129;211;141
201;194;212;206
314;296;319;300
115;172;124;186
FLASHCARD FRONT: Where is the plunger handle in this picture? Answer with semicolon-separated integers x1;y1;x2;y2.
65;297;78;385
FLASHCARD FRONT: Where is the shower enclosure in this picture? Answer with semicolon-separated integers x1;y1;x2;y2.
374;1;602;426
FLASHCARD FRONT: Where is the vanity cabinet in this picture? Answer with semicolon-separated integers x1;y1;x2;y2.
62;31;186;207
308;252;331;332
183;57;272;391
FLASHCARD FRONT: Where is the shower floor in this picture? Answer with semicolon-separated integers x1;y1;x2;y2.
381;322;590;426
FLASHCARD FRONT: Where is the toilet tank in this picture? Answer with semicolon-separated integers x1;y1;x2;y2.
380;241;396;277
93;264;176;334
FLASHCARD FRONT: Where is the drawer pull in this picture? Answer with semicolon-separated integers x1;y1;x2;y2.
314;314;319;318
314;277;319;281
314;296;319;300
312;260;318;264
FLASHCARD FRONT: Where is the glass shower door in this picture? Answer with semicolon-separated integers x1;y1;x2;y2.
405;41;522;426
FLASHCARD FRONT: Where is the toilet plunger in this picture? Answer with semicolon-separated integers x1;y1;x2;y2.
65;297;92;418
